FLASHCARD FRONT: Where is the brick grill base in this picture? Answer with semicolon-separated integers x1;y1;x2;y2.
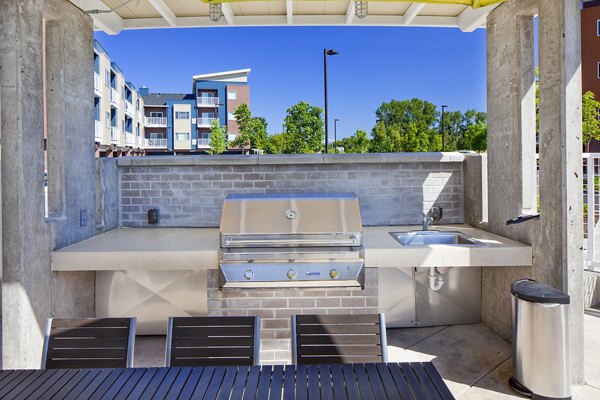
207;268;379;365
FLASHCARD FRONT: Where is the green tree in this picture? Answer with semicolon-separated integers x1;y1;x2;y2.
582;91;600;152
231;103;268;151
284;101;324;154
372;98;439;152
264;132;290;154
342;130;370;153
208;119;227;155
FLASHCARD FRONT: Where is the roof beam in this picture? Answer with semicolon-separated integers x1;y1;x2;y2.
287;0;293;25
403;3;426;25
458;4;498;32
221;3;235;25
147;0;177;27
345;0;356;25
71;0;124;34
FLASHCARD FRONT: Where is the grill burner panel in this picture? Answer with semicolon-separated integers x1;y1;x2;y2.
218;193;365;289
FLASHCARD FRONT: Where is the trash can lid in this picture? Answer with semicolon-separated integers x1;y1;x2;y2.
511;279;570;304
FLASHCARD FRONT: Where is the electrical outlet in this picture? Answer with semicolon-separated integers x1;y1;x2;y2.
80;209;88;226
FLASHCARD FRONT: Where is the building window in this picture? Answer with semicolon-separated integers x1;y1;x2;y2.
175;111;190;119
175;132;189;141
597;20;600;36
105;111;110;126
228;91;237;100
597;62;600;79
228;112;235;120
150;132;164;139
150;112;163;118
200;92;215;98
105;69;110;87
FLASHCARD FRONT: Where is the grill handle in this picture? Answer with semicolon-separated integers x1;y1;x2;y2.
223;238;359;246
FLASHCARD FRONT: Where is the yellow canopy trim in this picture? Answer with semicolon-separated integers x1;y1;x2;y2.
203;0;505;9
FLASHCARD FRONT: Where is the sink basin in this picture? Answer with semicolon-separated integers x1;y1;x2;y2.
389;230;481;246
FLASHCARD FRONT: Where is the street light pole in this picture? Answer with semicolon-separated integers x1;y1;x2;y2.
324;49;338;154
334;118;340;153
441;104;448;152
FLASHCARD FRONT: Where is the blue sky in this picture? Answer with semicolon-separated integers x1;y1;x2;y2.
95;26;487;139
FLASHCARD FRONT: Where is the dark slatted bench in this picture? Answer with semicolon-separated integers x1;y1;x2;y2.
292;313;388;365
166;316;260;366
41;317;136;369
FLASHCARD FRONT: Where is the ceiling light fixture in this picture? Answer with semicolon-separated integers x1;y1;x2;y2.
355;1;368;19
209;3;222;22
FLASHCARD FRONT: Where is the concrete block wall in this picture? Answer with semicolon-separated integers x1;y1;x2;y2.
117;153;465;228
207;268;378;365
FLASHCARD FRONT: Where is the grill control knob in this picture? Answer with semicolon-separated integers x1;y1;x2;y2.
287;269;297;280
330;269;339;279
244;270;254;280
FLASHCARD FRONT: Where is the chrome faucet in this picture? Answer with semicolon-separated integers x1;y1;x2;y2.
422;206;443;231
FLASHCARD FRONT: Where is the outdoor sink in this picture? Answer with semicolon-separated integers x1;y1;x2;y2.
389;230;481;246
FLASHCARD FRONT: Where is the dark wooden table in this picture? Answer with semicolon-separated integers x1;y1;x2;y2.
0;362;455;399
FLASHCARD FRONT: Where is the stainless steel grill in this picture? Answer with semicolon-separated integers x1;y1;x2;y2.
218;193;365;289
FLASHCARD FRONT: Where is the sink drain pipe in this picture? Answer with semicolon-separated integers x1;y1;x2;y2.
429;267;444;291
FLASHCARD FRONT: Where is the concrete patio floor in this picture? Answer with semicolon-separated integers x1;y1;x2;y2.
134;310;600;399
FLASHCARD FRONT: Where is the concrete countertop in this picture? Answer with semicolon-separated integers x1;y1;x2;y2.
52;225;532;271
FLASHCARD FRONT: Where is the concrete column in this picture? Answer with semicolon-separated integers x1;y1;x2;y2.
486;0;584;384
0;0;96;368
538;0;584;383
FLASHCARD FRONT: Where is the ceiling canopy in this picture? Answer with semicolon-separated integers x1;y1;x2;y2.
71;0;503;35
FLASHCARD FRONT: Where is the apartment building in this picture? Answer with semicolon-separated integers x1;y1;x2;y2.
93;40;145;157
582;0;600;152
141;69;251;154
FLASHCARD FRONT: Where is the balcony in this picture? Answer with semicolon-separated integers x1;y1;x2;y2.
144;138;167;148
125;100;134;117
197;138;210;148
93;73;102;97
111;126;120;145
94;120;103;142
197;118;216;128
145;117;167;127
110;88;120;108
137;110;143;121
125;132;134;147
197;97;219;107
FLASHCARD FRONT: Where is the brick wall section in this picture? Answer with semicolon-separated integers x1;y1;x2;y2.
118;153;465;227
206;268;379;365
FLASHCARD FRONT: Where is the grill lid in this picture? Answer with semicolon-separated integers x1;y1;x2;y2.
220;192;362;241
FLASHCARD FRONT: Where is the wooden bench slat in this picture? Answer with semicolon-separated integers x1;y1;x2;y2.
365;363;389;400
269;365;285;400
230;366;251;399
217;366;238;400
375;363;405;400
283;365;296;400
296;315;380;324
74;369;117;400
49;337;129;348
203;366;227;400
294;364;308;400
13;370;63;400
44;369;91;400
45;358;128;369
172;316;256;326
241;366;261;400
423;363;455;400
171;336;255;348
172;347;253;358
297;325;381;335
48;348;127;359
298;345;383;356
298;335;382;345
50;328;130;339
392;363;426;400
150;367;182;400
256;365;273;400
173;326;254;337
319;365;334;400
164;367;193;400
50;318;132;328
4;369;48;400
297;355;384;365
189;366;215;399
411;362;443;400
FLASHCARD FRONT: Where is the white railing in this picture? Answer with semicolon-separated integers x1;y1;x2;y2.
197;97;219;107
124;100;134;117
144;138;167;148
110;88;120;108
125;132;134;146
585;153;600;271
94;73;103;97
197;118;216;127
197;138;210;147
111;126;120;144
145;117;167;127
95;120;103;141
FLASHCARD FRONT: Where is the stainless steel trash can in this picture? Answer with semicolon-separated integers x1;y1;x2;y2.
509;279;571;400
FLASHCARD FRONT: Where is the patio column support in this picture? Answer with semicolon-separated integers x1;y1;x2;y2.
486;0;584;384
538;0;584;383
0;0;97;369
